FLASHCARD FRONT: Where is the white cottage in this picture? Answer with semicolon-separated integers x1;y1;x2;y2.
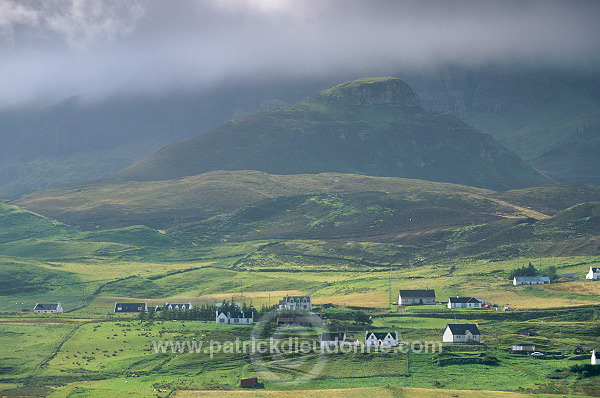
586;267;600;280
114;302;147;314
443;324;481;343
215;311;254;325
278;295;312;311
447;297;483;309
164;302;193;310
513;276;550;285
33;303;63;313
364;331;399;347
398;289;436;305
320;332;346;348
592;350;599;365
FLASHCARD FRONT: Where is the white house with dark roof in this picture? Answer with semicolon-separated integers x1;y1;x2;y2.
513;276;550;285
215;311;254;325
447;297;483;309
443;324;481;343
364;331;399;347
114;302;147;314
586;267;600;280
278;295;312;311
320;332;346;348
33;303;63;313
398;289;436;305
592;350;599;365
164;302;193;310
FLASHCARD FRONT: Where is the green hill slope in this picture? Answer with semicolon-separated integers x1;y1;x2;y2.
14;171;545;230
113;78;548;191
168;191;541;244
0;202;76;243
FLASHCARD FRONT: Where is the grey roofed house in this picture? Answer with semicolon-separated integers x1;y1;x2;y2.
114;302;147;314
33;303;63;313
447;296;483;309
367;332;394;340
320;332;346;342
513;276;551;285
446;324;481;335
448;297;481;303
215;311;254;324
278;295;312;310
443;323;481;343
399;289;436;298
227;311;251;319
320;332;347;347
398;289;436;305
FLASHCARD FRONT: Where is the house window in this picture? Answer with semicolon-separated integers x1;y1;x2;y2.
234;319;239;323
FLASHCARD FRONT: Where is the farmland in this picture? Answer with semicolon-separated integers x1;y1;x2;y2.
1;252;600;397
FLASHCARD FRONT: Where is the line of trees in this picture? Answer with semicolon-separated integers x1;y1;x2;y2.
508;262;559;281
138;301;276;321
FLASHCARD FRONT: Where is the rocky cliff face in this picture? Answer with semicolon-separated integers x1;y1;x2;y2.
314;77;421;109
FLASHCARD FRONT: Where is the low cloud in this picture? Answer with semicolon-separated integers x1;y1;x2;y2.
1;0;599;106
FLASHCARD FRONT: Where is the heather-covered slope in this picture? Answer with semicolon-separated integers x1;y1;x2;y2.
14;171;545;230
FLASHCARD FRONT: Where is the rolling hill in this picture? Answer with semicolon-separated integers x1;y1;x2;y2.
113;77;549;191
13;170;546;230
10;170;600;265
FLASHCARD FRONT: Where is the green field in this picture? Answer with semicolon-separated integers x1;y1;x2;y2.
2;249;600;397
2;170;600;397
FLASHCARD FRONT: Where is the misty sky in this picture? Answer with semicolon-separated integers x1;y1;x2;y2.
1;0;600;107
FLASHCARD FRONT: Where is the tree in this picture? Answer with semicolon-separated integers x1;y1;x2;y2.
546;266;559;282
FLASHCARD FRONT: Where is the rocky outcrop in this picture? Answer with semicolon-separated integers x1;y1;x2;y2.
313;77;421;109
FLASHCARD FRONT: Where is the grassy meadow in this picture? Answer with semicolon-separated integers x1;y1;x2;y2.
3;188;600;397
1;246;600;397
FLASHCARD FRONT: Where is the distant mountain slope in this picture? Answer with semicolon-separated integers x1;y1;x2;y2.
530;120;600;186
407;68;600;185
113;78;548;190
0;78;326;199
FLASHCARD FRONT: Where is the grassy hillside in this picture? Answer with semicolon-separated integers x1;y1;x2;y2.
168;190;538;244
14;171;559;231
113;78;548;191
0;259;79;296
0;203;76;243
10;170;600;265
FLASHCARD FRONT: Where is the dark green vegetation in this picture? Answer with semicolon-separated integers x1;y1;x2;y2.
11;171;600;266
114;78;547;191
